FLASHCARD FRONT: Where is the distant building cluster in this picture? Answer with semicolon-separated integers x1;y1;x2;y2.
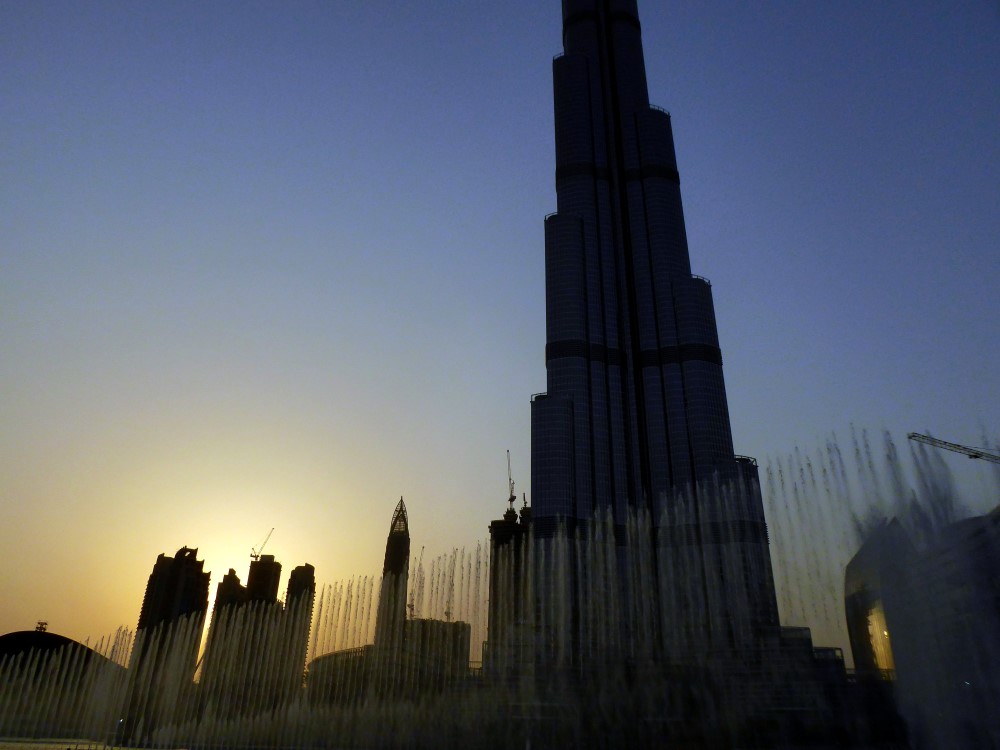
116;545;317;736
198;556;315;720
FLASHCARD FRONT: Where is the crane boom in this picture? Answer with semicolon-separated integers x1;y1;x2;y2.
907;433;1000;464
251;527;274;561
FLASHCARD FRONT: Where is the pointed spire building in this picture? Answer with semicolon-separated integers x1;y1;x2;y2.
372;498;410;693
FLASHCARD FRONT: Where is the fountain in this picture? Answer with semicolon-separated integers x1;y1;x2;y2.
2;431;998;748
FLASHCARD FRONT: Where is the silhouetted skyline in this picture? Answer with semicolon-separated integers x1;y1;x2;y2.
2;2;998;644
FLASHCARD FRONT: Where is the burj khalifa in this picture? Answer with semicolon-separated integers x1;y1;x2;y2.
530;0;779;650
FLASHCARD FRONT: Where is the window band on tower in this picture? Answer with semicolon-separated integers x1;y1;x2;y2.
546;340;722;367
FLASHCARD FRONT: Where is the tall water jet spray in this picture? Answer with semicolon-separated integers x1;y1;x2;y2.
2;449;996;748
760;428;1000;749
762;428;997;652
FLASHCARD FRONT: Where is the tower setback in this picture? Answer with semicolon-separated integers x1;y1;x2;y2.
532;0;741;525
529;0;779;656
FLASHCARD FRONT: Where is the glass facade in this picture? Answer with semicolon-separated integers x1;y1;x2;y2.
530;0;780;653
532;0;741;523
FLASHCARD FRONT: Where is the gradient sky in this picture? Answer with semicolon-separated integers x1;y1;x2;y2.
2;1;998;651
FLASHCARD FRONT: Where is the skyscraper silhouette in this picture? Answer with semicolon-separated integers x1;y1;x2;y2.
247;554;282;603
374;498;410;649
533;0;745;523
126;547;210;740
372;497;410;694
283;563;317;694
486;498;531;674
136;547;210;633
199;558;316;719
530;0;778;656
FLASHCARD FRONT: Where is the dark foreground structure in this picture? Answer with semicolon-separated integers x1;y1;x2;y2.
0;629;128;739
846;505;1000;749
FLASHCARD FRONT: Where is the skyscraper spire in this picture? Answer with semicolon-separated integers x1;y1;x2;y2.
374;498;410;640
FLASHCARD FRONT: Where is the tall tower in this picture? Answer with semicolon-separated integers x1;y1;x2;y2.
487;498;531;674
530;0;778;656
372;498;410;693
247;554;282;603
132;545;210;689
284;563;317;693
374;498;410;648
136;547;210;633
533;0;740;525
126;547;210;740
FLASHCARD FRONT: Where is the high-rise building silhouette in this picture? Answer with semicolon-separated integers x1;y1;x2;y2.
126;547;210;741
486;497;531;674
199;557;316;719
365;498;410;696
136;547;210;633
531;0;746;521
283;563;317;693
374;498;410;648
373;499;409;662
529;0;778;656
213;568;248;610
133;546;210;677
247;554;282;603
309;499;475;703
287;563;317;605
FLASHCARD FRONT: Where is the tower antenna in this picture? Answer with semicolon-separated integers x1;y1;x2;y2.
507;450;516;511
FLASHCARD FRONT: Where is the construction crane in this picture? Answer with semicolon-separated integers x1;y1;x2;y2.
251;527;274;561
907;433;1000;464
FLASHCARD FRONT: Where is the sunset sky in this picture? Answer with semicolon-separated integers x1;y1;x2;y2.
2;1;998;650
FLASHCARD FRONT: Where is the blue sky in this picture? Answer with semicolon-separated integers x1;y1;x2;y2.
2;1;998;648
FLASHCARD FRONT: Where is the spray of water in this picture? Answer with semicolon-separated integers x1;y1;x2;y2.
2;430;997;747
